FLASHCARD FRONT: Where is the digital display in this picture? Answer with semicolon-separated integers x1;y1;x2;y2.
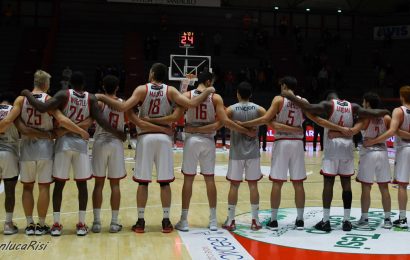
179;31;195;48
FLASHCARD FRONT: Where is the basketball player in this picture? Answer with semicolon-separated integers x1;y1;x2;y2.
21;71;124;236
96;63;215;233
142;72;254;232
282;88;389;232
364;86;410;228
241;77;354;230
91;75;170;233
337;92;392;229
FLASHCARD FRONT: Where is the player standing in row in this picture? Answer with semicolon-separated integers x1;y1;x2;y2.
3;71;89;236
242;77;352;230
364;86;410;228
349;92;393;229
21;71;123;236
144;72;254;232
97;63;215;233
283;89;389;232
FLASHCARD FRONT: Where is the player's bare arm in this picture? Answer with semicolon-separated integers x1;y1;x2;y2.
144;105;186;125
281;89;332;115
306;113;353;136
328;119;365;139
21;89;67;113
364;108;401;146
0;96;23;133
269;121;303;134
169;86;215;108
89;94;125;141
51;109;89;140
96;85;145;112
54;117;93;138
240;96;281;128
126;110;172;135
185;121;223;134
352;103;390;118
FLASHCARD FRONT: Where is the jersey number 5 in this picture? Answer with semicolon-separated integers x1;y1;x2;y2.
286;110;295;126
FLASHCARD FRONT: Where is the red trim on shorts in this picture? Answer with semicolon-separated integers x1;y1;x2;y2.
108;174;127;180
74;176;92;182
273;138;303;142
132;176;152;183
269;176;287;182
157;177;175;183
181;170;196;176
53;176;69;182
20;180;35;184
200;172;214;176
92;175;106;179
137;132;169;136
290;177;307;182
245;175;263;182
355;178;373;185
392;179;409;185
320;170;337;177
339;173;355;177
377;181;391;185
226;176;243;183
38;181;54;185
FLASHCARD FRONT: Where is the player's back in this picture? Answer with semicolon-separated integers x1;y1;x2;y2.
275;97;304;140
138;83;172;134
94;99;126;141
185;89;216;138
229;101;260;160
20;92;55;161
361;117;387;152
324;99;354;160
396;106;410;149
0;104;19;155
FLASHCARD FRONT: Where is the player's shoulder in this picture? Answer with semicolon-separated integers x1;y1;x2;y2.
273;95;284;103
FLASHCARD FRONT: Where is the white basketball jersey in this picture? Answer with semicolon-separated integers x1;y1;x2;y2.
185;89;216;137
396;106;410;148
275;97;304;140
138;83;172;134
21;93;54;131
0;105;19;155
94;99;126;140
62;89;90;124
362;117;387;151
324;99;354;160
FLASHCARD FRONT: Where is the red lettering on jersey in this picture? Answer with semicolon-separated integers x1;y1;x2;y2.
149;91;164;98
70;97;87;106
336;106;351;113
286;110;295;126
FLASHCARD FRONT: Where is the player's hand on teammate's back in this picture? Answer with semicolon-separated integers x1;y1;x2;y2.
20;89;31;97
363;138;374;147
206;87;216;94
80;130;90;140
340;127;354;137
163;126;173;136
245;128;258;138
95;93;104;101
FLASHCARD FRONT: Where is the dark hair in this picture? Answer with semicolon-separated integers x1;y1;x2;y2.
279;76;297;90
0;92;16;104
103;75;119;95
197;71;214;85
237;81;252;99
70;71;85;88
363;92;381;109
151;63;167;82
400;86;410;104
324;89;338;101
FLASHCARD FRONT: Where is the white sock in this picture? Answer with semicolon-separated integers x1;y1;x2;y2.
361;212;369;220
210;208;216;221
297;208;304;220
344;209;351;221
26;216;34;225
385;211;391;219
111;210;119;224
181;209;189;221
271;208;278;221
53;212;60;223
5;212;13;223
251;204;259;220
228;204;236;221
400;210;406;219
323;208;330;222
138;208;145;219
93;208;101;223
163;208;170;219
39;217;45;226
79;211;86;224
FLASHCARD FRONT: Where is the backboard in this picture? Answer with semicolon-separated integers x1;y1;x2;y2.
169;54;212;81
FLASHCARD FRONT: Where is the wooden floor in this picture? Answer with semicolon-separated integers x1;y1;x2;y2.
0;143;401;260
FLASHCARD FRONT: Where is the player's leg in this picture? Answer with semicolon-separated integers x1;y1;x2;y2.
222;181;240;231
3;177;18;235
20;161;35;235
204;175;217;230
340;175;353;231
109;179;122;233
36;160;53;235
201;137;217;230
91;139;107;233
378;183;392;228
269;181;284;231
92;177;105;233
353;183;371;228
395;184;408;228
392;147;410;228
355;152;375;228
293;181;305;229
246;158;262;230
316;159;337;232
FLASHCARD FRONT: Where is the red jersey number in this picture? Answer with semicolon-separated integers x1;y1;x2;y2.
26;108;42;126
148;99;161;115
195;104;207;120
68;106;84;122
286;110;295;126
109;112;120;129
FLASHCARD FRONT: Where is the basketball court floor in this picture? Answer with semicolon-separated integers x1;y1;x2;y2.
0;142;408;260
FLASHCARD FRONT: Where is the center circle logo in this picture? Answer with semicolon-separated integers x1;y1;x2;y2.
233;207;410;255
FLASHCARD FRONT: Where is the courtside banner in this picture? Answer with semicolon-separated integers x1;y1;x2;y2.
106;0;221;7
178;228;254;260
373;25;410;40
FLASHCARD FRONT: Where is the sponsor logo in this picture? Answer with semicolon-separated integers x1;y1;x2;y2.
232;207;410;254
178;228;254;260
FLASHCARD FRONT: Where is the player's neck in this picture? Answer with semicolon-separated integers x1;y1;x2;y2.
0;102;10;106
402;102;410;108
150;80;162;85
105;93;117;99
238;98;249;103
197;84;207;92
32;87;45;93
